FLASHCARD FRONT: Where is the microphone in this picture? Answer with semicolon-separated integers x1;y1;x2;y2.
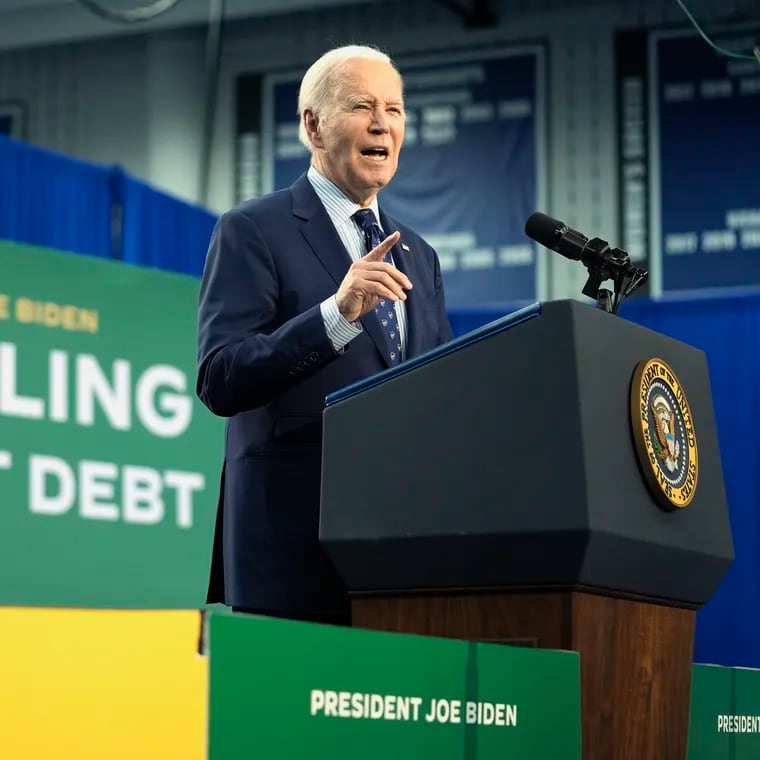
523;212;648;313
524;212;593;263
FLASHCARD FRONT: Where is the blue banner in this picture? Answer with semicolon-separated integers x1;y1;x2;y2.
264;47;545;308
0;135;114;258
650;28;760;293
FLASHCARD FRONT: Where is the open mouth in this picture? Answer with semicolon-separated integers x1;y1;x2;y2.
361;147;389;161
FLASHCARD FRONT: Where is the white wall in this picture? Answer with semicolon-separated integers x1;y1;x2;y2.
0;0;749;297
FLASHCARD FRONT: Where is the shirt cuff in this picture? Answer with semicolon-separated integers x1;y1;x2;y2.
320;296;363;352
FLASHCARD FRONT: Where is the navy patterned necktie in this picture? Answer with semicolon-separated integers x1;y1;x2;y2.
353;208;402;365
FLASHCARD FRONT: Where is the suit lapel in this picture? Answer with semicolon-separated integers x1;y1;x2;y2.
290;174;393;367
291;174;352;287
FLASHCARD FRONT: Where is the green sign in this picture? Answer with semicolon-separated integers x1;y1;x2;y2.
209;613;582;759
688;663;760;759
0;241;221;607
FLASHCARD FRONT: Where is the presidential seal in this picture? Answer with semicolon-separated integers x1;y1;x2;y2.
630;358;698;510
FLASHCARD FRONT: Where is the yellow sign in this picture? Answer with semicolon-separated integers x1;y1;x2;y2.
0;608;207;759
630;358;699;510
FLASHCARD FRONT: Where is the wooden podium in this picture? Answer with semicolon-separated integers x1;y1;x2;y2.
320;300;733;760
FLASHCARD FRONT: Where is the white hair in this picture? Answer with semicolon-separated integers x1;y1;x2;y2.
297;44;399;149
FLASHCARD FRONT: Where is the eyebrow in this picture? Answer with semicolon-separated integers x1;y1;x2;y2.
347;95;405;107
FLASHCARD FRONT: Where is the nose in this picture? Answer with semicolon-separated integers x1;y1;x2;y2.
369;107;389;133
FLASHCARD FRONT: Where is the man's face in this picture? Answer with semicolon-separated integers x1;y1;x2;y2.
308;58;405;206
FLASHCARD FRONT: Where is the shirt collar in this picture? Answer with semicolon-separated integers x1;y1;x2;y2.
307;165;382;228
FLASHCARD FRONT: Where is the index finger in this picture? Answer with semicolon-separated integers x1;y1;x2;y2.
364;230;401;261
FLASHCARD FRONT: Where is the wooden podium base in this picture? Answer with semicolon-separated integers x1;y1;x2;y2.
352;591;695;760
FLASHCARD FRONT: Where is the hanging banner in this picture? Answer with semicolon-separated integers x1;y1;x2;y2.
649;27;760;293
264;46;546;307
0;241;221;608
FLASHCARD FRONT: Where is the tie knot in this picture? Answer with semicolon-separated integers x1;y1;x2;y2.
353;208;379;233
353;208;385;253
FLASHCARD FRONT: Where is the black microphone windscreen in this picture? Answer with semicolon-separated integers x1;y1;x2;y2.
524;212;564;248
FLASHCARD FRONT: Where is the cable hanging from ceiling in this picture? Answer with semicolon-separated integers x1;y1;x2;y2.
675;0;760;62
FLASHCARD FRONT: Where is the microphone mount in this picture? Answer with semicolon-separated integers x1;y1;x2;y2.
576;237;648;315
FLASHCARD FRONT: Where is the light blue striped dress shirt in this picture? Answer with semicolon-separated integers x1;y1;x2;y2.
309;166;408;357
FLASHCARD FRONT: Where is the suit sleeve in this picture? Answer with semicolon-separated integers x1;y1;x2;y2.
196;208;339;417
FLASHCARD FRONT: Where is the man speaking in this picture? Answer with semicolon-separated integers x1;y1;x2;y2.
197;44;452;625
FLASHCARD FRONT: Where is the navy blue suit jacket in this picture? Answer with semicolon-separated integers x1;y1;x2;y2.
197;173;452;615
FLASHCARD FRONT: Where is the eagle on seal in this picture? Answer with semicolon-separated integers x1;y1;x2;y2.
651;394;680;473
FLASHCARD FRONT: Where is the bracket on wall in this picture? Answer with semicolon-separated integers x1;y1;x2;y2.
434;0;497;28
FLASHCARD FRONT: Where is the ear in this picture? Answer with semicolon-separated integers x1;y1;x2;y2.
303;109;324;149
